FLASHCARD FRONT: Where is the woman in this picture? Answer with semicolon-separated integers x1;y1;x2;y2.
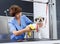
8;5;43;41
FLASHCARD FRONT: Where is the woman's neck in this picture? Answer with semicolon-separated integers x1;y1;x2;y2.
16;18;21;26
15;12;22;25
16;18;20;20
15;13;21;20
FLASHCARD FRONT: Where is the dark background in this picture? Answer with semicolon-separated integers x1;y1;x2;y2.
56;0;60;39
0;0;33;16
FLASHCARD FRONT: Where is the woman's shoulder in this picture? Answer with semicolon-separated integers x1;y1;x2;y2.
21;15;26;18
21;15;27;19
8;17;15;23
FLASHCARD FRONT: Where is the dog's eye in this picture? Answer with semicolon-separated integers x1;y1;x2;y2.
35;18;39;21
35;18;37;21
43;18;44;20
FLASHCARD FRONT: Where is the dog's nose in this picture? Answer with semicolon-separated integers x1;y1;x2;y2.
39;19;42;22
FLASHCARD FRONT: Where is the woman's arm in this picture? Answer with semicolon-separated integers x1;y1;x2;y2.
13;26;31;36
8;22;31;36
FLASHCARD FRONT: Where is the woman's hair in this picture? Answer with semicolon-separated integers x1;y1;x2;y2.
9;5;22;16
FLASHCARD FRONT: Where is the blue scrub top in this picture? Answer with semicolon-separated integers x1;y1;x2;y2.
8;15;33;41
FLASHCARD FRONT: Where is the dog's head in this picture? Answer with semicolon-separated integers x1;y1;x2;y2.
35;17;44;23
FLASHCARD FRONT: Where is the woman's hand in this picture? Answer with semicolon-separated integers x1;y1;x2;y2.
12;26;32;36
25;26;32;32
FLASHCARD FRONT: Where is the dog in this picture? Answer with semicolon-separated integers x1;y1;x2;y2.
34;17;49;39
27;17;45;38
26;16;49;39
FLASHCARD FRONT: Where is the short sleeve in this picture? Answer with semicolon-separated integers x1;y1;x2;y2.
8;22;16;33
23;15;33;25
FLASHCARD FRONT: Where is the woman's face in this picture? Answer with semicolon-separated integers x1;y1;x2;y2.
9;10;13;16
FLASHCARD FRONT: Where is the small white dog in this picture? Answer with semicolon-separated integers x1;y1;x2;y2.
26;17;45;38
34;17;49;39
25;17;49;39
